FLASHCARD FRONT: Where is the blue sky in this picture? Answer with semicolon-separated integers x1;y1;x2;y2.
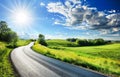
0;0;120;40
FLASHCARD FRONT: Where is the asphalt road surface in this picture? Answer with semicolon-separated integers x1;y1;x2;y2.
11;42;108;77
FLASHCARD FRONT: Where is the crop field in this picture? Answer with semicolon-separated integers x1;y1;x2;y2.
32;40;120;77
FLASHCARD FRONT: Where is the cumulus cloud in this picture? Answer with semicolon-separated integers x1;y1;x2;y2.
46;0;120;35
40;2;45;6
108;10;116;13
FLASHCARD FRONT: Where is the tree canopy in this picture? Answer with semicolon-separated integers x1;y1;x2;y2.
0;21;18;43
38;34;47;46
66;38;106;46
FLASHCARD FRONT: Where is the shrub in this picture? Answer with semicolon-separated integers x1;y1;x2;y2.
38;34;47;46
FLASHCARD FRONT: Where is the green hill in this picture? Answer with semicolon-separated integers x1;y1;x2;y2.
47;39;78;47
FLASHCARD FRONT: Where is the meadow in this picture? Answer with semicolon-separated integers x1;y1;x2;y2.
47;39;78;47
16;39;32;47
32;39;120;77
0;39;31;77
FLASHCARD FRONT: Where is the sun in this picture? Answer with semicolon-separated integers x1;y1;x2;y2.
10;8;34;27
15;10;29;24
0;0;35;28
12;9;31;26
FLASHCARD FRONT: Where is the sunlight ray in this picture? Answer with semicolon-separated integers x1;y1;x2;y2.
0;3;14;13
26;0;36;9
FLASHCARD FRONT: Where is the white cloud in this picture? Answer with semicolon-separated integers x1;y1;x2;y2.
107;14;120;26
46;0;120;35
112;28;119;32
40;2;45;6
108;10;116;13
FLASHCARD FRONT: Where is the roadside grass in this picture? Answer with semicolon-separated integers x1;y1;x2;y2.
32;41;120;77
0;40;31;77
0;42;15;77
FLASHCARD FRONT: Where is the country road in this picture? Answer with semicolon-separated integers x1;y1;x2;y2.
11;42;107;77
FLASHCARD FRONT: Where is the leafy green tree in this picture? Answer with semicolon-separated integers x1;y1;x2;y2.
76;38;105;46
87;39;94;46
76;39;88;46
93;38;105;45
38;34;47;46
66;38;77;42
7;31;18;47
0;21;18;45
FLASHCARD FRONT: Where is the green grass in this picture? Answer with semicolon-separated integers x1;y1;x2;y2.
32;41;120;77
16;39;31;47
0;39;31;77
0;42;15;77
63;43;120;60
47;39;78;47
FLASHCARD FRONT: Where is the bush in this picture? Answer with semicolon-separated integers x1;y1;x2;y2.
38;34;47;46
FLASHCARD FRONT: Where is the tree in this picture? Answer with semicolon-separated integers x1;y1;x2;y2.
8;31;18;46
93;38;105;45
87;39;94;46
0;21;18;44
66;38;77;42
38;34;47;46
76;39;88;46
76;38;105;46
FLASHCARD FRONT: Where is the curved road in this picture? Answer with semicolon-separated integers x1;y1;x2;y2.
11;42;107;77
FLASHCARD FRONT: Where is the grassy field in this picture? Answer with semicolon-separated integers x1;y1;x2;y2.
0;39;31;77
32;40;120;77
47;39;78;47
16;39;31;47
62;43;120;60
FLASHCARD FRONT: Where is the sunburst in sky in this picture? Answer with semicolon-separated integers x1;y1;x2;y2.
0;0;38;38
11;8;31;26
0;0;120;40
1;0;35;26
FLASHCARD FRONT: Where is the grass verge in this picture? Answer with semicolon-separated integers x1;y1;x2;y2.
0;42;16;77
0;40;31;77
32;42;120;77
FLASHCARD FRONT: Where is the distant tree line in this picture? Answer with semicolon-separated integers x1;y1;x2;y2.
67;38;109;46
0;21;18;47
66;38;77;42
